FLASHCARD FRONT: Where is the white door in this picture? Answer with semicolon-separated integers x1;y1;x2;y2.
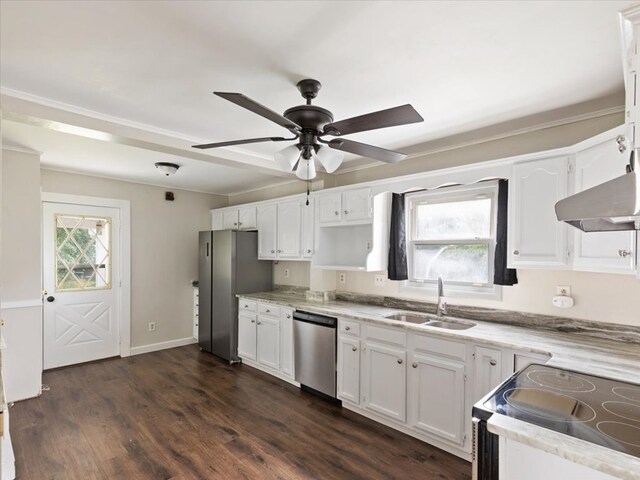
337;336;361;404
257;204;277;260
301;198;315;258
257;316;280;370
509;157;569;267
318;192;342;223
237;314;257;361
473;346;503;402
408;351;465;445
277;200;302;259
573;132;636;274
43;202;120;369
343;188;372;221
362;341;406;422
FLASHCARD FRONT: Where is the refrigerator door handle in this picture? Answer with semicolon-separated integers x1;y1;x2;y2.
206;242;209;257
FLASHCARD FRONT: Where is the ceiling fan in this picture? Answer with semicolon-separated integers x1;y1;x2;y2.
193;79;424;180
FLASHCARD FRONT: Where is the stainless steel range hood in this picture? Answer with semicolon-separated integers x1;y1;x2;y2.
555;152;640;232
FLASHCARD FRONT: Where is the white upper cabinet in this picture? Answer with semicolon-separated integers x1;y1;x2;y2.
572;128;636;274
211;211;224;231
257;204;277;260
301;198;315;258
509;156;569;268
223;210;239;230
318;188;372;225
276;200;302;259
238;206;257;230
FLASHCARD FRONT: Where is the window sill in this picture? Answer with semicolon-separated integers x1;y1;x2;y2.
399;282;503;301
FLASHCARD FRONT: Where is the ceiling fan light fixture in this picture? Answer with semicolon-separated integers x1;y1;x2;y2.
155;162;180;176
315;146;344;173
274;144;301;172
295;158;317;180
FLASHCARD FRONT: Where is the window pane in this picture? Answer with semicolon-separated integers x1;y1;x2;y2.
413;244;489;284
55;215;112;291
414;198;491;240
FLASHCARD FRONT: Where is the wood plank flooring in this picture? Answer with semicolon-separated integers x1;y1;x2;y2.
10;345;471;480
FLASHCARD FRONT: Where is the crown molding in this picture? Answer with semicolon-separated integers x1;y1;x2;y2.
1;143;42;156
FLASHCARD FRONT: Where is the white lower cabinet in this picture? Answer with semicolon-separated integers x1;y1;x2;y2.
280;308;294;378
408;351;466;445
337;336;361;404
237;314;257;361
257;315;280;370
473;346;503;402
362;341;407;423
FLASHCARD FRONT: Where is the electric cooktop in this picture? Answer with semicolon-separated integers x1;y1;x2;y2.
479;364;640;458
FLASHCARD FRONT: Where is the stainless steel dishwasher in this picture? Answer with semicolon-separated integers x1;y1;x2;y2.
293;310;338;399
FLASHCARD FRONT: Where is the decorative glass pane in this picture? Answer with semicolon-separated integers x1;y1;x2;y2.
414;198;492;240
412;243;489;284
55;215;111;291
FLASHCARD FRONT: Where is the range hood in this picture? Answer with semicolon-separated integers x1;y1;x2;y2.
555;152;640;232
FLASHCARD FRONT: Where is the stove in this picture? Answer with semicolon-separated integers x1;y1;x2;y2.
476;363;640;459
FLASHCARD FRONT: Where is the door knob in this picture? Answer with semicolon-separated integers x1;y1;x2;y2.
46;296;55;302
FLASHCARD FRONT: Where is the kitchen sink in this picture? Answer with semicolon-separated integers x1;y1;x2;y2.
384;313;432;324
423;320;475;330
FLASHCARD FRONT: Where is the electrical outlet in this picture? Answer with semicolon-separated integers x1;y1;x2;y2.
374;274;385;287
148;322;156;332
339;272;346;284
284;268;290;278
556;285;571;296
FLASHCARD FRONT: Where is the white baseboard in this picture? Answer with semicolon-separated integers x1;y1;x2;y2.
129;337;197;356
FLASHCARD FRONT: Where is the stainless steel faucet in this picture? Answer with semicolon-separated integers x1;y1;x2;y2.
436;276;447;316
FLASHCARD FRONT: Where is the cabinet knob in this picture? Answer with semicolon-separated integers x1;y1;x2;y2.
616;135;627;153
489;359;497;366
257;321;262;325
251;320;255;324
271;250;275;253
352;346;357;352
307;249;311;254
513;250;520;255
233;222;237;226
412;363;418;368
344;210;348;215
244;304;248;308
618;249;631;258
277;249;282;253
345;326;350;331
397;359;403;364
334;211;339;215
266;309;270;313
238;222;243;226
286;314;291;319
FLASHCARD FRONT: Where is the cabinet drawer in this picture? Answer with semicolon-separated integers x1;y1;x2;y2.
339;319;361;336
365;324;406;347
413;334;466;360
258;303;281;317
239;299;257;313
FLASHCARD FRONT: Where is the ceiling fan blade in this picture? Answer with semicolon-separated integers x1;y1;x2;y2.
215;92;301;132
192;136;292;149
328;139;406;164
323;104;423;136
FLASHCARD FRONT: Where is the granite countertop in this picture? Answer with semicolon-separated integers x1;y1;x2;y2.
238;289;640;479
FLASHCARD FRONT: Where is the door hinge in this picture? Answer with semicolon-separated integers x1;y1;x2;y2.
567;161;575;174
463;433;467;443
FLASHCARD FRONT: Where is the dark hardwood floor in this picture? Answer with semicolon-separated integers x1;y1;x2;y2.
10;345;471;480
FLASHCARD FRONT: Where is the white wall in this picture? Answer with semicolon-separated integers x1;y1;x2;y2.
40;169;227;348
1;149;43;402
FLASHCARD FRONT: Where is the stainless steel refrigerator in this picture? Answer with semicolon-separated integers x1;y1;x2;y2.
198;230;272;362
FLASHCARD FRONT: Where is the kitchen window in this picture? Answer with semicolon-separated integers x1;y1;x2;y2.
405;182;500;298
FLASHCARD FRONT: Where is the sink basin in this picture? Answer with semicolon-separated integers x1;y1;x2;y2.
423;320;475;331
384;313;431;324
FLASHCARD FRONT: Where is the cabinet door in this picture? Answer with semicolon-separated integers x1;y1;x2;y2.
257;204;277;260
473;346;503;403
337;336;361;404
257;316;280;370
238;206;257;230
510;157;569;267
362;341;406;423
343;188;372;222
277;200;302;259
408;352;465;445
211;211;224;231
223;210;239;230
280;308;294;378
301;198;315;258
237;314;257;361
318;192;342;223
573;133;636;274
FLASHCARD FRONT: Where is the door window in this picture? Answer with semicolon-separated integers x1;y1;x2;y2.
55;214;112;291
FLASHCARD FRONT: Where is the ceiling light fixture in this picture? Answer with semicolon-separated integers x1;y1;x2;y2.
155;162;180;176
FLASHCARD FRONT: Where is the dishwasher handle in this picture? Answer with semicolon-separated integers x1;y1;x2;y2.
293;310;337;328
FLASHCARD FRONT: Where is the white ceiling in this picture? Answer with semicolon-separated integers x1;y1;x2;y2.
0;0;631;194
